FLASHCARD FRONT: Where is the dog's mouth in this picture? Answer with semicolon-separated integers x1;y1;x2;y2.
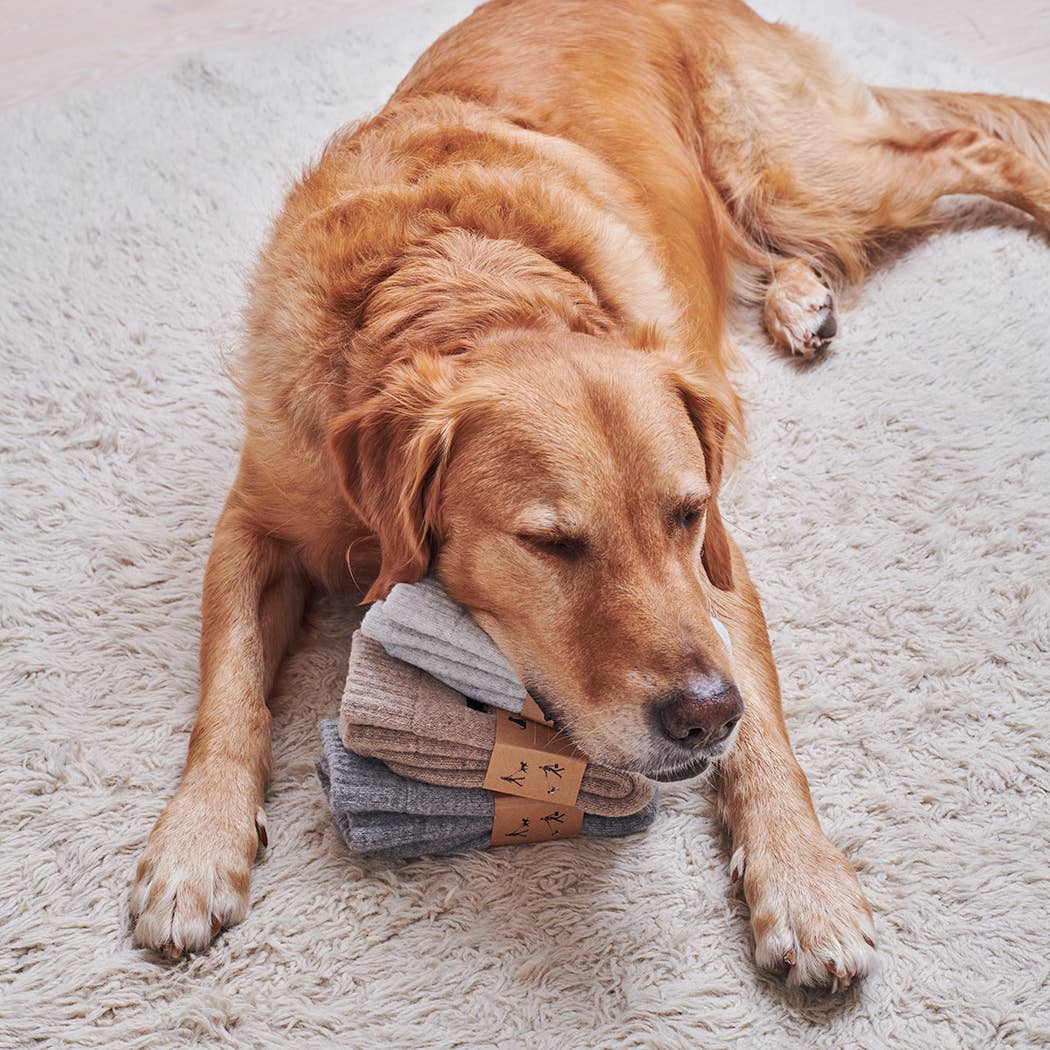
524;683;713;783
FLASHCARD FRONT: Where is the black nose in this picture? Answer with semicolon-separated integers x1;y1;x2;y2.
657;675;743;750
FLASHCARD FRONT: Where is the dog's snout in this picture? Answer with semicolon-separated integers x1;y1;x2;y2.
657;675;743;749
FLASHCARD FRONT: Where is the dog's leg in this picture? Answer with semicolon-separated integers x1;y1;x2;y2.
757;119;1049;357
762;258;837;356
710;541;875;989
870;124;1050;232
130;491;307;957
872;88;1050;169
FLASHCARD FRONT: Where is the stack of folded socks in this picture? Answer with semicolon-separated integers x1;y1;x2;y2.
317;578;659;859
317;722;661;859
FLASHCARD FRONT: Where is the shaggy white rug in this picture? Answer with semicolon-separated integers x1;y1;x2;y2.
2;1;1048;1046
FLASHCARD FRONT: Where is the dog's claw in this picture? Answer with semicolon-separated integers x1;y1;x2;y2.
729;847;746;884
255;809;268;850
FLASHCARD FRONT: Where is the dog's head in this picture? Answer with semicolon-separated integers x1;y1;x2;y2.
329;331;743;779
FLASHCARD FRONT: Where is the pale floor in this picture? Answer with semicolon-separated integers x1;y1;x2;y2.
3;0;1049;110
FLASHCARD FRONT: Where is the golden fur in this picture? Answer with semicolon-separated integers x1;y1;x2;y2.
130;0;1050;988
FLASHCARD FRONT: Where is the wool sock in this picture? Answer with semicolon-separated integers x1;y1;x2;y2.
360;577;526;712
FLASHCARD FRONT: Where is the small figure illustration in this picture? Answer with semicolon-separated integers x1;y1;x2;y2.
501;761;529;787
506;818;530;838
542;762;565;793
542;811;566;833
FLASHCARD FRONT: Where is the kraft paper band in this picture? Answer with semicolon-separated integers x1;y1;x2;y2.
490;793;584;846
482;711;588;805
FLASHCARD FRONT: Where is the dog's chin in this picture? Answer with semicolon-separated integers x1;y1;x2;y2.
642;756;711;782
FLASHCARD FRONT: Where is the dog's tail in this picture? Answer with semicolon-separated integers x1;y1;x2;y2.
873;87;1050;169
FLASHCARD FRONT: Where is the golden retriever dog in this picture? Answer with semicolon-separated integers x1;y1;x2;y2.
129;0;1050;987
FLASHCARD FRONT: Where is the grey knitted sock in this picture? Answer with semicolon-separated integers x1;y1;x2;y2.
317;719;659;859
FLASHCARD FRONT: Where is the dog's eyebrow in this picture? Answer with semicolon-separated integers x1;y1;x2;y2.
672;488;710;510
668;477;711;507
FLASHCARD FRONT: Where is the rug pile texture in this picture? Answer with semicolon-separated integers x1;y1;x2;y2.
2;1;1047;1046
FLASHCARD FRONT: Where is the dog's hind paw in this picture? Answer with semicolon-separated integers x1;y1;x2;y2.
763;259;837;357
734;832;876;990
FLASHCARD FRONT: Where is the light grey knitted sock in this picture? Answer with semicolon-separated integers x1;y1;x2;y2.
360;577;527;712
317;719;659;859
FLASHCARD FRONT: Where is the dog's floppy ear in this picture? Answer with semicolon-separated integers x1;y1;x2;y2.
665;362;739;592
328;351;460;603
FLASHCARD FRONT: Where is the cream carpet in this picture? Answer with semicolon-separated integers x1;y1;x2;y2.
2;1;1048;1046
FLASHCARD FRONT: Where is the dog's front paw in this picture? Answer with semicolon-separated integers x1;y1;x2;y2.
130;783;266;958
763;259;837;356
732;831;875;990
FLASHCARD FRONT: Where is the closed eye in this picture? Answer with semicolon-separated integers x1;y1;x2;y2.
671;497;707;533
516;531;587;559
